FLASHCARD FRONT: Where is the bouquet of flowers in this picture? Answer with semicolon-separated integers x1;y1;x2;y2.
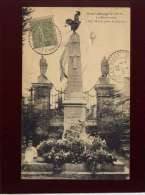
36;135;117;174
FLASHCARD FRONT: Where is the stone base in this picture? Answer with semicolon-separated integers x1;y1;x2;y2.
21;161;129;180
22;163;53;172
64;163;86;172
22;171;129;180
22;161;126;173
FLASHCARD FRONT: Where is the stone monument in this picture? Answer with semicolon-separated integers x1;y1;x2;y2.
63;32;86;139
95;57;114;133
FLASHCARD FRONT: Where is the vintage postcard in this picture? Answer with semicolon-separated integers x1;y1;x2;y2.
21;7;130;180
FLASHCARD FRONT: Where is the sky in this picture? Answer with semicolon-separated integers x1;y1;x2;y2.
22;7;130;97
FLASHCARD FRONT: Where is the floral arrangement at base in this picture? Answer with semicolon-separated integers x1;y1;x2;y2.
36;134;117;174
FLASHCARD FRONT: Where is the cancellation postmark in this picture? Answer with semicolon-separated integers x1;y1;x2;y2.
29;16;62;55
108;50;130;82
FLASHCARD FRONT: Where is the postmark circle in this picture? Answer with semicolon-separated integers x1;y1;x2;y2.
28;21;62;56
108;50;130;82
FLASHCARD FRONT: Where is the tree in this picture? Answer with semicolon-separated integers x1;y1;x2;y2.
22;7;33;43
98;89;130;152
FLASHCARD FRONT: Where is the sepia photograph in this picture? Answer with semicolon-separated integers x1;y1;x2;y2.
21;7;130;180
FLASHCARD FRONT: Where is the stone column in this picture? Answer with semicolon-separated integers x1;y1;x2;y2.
95;76;114;134
32;56;53;136
63;32;86;139
32;83;53;110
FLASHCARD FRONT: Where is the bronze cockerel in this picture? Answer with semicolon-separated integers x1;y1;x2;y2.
65;11;81;32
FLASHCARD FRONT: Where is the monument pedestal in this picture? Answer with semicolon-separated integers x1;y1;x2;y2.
63;100;86;139
63;32;86;139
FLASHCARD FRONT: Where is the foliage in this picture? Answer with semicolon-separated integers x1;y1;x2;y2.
83;136;117;173
36;136;117;173
22;104;47;145
37;138;84;164
100;110;129;151
98;88;130;151
22;7;33;42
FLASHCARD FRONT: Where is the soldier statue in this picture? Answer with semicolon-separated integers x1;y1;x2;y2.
38;55;48;83
101;57;109;78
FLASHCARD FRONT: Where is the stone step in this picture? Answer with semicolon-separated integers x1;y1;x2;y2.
122;147;129;151
22;163;53;172
120;140;129;143
121;136;129;139
22;161;126;173
21;171;129;180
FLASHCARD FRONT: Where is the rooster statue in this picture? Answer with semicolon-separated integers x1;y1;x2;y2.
65;11;81;32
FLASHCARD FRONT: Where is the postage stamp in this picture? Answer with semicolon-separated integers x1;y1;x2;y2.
29;16;62;55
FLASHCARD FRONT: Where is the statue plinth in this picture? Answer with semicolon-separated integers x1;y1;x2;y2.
63;32;86;138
